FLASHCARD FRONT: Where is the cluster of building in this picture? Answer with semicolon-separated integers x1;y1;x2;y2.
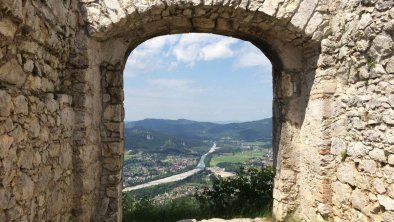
247;151;273;167
123;153;198;186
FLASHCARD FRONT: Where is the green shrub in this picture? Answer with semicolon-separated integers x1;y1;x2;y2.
196;166;274;218
122;166;274;221
123;194;203;222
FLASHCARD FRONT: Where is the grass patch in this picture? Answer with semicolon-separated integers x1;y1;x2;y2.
340;150;347;162
245;141;270;146
210;149;265;166
367;58;377;69
124;150;141;161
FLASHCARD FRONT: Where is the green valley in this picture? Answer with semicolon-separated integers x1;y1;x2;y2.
122;118;274;221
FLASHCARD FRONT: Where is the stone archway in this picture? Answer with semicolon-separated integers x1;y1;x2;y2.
1;0;392;221
78;0;331;221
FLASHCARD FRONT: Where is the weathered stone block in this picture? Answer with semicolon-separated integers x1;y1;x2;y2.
0;187;10;210
18;147;33;169
276;0;301;20
46;97;59;113
351;189;368;211
13;95;28;115
360;160;377;174
373;178;386;194
369;148;386;162
258;0;282;16
27;118;40;138
389;155;394;165
378;195;394;211
105;71;122;87
337;163;357;186
331;138;346;155
386;57;394;74
0;134;13;159
347;142;369;158
106;142;122;155
386;129;394;144
317;203;332;215
383;109;394;124
106;187;119;198
358;13;372;30
290;0;318;30
5;205;23;221
369;33;393;58
17;173;34;200
166;17;192;30
355;173;371;190
0;90;12;117
1;0;23;19
305;12;323;35
0;19;17;38
0;59;26;87
192;18;215;30
23;60;34;73
216;19;236;32
383;165;394;181
382;212;394;222
103;104;123;122
60;144;72;170
332;181;352;205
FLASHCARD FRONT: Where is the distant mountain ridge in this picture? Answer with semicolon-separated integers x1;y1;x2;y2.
124;126;205;153
125;118;272;147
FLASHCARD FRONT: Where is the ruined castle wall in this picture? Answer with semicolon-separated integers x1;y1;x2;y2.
327;1;394;221
0;0;393;221
0;0;89;221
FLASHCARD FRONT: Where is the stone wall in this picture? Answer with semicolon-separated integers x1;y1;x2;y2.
0;0;81;221
0;0;393;221
328;1;394;221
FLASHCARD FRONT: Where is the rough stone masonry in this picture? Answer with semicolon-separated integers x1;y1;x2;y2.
0;0;393;221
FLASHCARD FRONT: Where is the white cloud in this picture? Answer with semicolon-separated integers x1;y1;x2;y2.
172;44;201;65
234;51;271;68
171;34;238;65
124;35;180;77
201;38;236;60
233;44;271;68
124;33;271;76
143;36;167;50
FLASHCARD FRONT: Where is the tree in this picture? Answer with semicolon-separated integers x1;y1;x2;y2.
196;166;274;218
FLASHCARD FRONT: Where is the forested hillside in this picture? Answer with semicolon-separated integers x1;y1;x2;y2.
124;127;206;154
125;118;272;145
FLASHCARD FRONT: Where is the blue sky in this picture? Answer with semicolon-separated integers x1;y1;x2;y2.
123;33;272;122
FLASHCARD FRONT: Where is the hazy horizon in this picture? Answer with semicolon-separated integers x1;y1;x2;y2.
125;117;272;123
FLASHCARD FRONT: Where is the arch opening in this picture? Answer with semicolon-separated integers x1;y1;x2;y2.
77;2;324;221
121;34;276;221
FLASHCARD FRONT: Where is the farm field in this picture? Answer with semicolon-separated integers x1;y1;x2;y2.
210;149;268;166
124;150;142;161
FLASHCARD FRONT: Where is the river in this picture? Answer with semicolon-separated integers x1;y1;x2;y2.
123;143;218;192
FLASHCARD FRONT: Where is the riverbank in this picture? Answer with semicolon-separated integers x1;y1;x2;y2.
123;143;218;192
123;168;202;191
